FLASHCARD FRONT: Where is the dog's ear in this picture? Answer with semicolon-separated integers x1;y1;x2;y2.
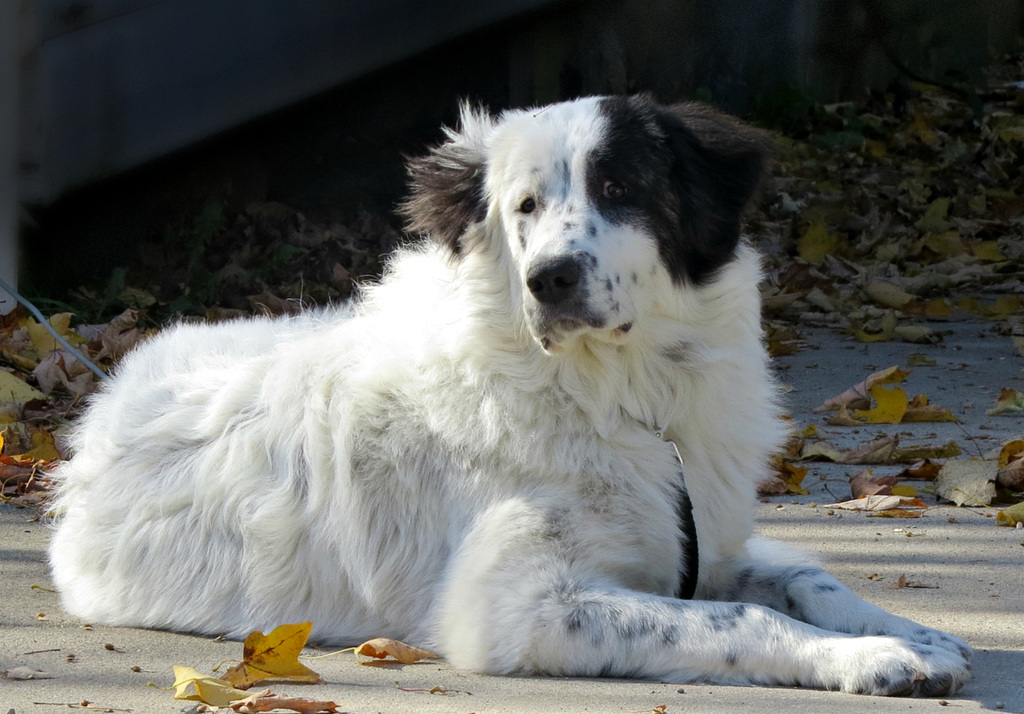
400;104;493;256
654;101;770;282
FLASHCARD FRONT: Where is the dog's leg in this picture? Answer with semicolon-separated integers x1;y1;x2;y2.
716;561;971;664
475;584;968;696
437;505;969;696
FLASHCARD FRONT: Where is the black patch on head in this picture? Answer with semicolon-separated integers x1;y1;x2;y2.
399;113;489;256
596;96;769;285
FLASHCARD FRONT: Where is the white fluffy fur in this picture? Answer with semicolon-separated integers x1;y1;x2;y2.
49;97;970;696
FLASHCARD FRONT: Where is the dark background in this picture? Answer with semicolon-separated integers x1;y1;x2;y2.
12;0;1024;306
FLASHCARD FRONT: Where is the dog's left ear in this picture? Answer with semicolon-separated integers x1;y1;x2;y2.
655;102;770;282
400;104;493;256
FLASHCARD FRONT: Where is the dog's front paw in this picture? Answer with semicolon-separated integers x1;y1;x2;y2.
825;636;970;697
900;625;972;664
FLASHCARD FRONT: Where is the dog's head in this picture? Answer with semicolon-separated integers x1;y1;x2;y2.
401;96;768;352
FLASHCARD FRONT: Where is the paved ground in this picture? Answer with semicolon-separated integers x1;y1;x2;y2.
3;320;1023;713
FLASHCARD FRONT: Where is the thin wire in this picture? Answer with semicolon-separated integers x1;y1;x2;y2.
0;275;109;381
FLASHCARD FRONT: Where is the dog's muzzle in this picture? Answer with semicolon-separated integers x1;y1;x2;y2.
525;255;600;346
526;256;583;306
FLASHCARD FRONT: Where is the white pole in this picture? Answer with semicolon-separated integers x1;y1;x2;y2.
0;0;19;315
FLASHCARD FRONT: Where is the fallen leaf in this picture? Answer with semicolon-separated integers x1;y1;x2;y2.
887;574;938;589
903;394;958;423
355;638;438;665
849;470;898;498
0;371;46;405
866;508;925;519
987;388;1024;416
768;460;810;495
3;665;54;680
815;366;911;412
996;440;1024;491
996;502;1024;526
915;198;952;232
801;435;961;465
172;666;253;706
221;622;322;689
853;385;909;424
798;222;840;265
935;460;998;506
895;459;942;480
832;495;906;511
824;405;863;426
197;688;341;713
865;281;915;310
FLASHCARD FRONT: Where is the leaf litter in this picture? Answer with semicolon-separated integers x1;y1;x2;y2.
165;622;443;711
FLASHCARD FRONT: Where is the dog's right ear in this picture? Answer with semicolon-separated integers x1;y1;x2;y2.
400;104;493;256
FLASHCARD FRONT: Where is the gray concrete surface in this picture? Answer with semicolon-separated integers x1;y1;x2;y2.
2;320;1023;713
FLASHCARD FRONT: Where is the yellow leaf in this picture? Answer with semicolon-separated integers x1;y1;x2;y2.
923;299;952;319
996;501;1024;526
355;638;438;665
0;371;46;405
25;313;77;355
777;462;809;495
864;138;887;157
915;198;951;232
890;485;918;498
221;622;322;689
23;430;60;461
171;665;251;706
971;241;1005;262
997;440;1024;469
910;112;938;146
853;385;909;424
797;222;839;265
815;366;911;412
865;281;915;310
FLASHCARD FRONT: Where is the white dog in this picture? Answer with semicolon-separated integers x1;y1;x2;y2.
49;96;970;696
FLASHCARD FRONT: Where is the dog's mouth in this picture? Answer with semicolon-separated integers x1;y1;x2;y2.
532;315;635;354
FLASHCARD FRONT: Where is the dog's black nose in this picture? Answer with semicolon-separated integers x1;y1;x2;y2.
526;257;582;305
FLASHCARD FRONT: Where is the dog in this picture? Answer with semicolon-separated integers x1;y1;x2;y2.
49;96;970;696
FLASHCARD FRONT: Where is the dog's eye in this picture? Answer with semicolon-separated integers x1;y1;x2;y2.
603;180;628;200
519;197;537;214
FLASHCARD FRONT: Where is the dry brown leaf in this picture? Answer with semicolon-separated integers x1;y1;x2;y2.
996;440;1024;491
197;688;341;713
824;405;862;426
887;574;938;589
355;638;438;665
903;394;958;423
849;470;898;499
895;459;942;481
